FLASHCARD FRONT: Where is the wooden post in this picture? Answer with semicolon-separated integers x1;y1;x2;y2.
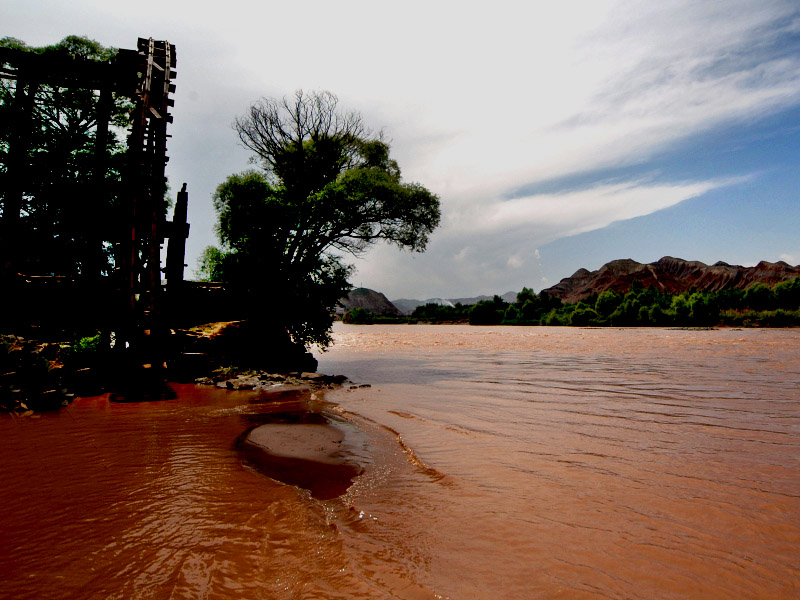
166;183;190;289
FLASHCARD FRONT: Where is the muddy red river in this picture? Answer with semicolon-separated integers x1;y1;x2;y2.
1;325;798;599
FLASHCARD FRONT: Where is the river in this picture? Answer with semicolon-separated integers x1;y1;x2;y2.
1;325;798;599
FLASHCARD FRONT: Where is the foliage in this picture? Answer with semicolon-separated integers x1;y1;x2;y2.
69;332;103;355
411;302;470;322
397;278;800;328
469;296;508;325
0;36;134;276
337;276;800;329
201;90;440;349
495;278;800;328
343;308;373;324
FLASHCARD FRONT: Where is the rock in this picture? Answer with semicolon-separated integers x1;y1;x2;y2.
225;376;260;390
258;373;286;382
300;372;326;380
337;288;403;317
543;256;800;303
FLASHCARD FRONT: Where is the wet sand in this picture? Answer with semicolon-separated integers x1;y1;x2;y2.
239;411;365;500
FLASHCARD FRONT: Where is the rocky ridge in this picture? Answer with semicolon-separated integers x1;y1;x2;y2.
337;288;402;317
544;256;800;304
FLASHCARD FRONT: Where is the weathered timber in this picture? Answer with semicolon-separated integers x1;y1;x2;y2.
1;37;188;380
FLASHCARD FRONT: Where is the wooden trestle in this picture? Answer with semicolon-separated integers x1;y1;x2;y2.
0;37;188;372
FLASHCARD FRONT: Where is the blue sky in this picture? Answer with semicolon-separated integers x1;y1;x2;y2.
536;103;800;290
5;0;800;299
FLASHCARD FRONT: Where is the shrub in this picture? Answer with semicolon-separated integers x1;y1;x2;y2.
469;299;506;325
569;307;599;326
343;308;373;324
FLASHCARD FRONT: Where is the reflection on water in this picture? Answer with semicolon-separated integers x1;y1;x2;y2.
0;325;798;599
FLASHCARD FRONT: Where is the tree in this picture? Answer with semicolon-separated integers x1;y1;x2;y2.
0;36;132;276
342;307;373;324
688;291;719;326
670;294;691;323
595;290;622;318
774;278;800;310
743;282;774;312
569;307;599;326
469;296;507;325
202;90;440;351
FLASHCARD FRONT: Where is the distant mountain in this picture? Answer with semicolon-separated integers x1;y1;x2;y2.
392;291;518;315
543;256;800;304
337;288;402;316
391;298;451;315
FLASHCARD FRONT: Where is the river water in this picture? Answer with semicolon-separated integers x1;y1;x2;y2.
1;325;798;599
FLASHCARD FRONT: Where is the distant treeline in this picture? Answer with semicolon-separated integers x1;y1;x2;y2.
343;278;800;327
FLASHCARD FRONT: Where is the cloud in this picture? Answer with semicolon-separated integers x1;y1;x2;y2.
5;0;800;298
458;177;747;241
353;176;742;298
507;254;524;269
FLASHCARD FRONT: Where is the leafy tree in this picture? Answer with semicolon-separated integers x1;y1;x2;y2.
502;304;520;324
411;302;470;322
201;90;440;351
774;278;800;310
518;299;542;323
515;287;536;306
688;291;720;325
595;290;622;319
542;309;565;326
469;296;507;325
538;291;563;312
717;287;744;311
648;304;669;326
342;307;373;324
610;297;642;326
670;294;691;322
1;36;132;276
569;307;599;326
743;282;774;311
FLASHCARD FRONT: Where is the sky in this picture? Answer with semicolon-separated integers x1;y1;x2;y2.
5;0;800;299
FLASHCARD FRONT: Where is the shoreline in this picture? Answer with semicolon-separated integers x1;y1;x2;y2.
214;373;372;500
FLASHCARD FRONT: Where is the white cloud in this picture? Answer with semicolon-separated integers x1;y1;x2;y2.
463;178;745;241
5;0;800;297
353;176;742;298
507;254;524;269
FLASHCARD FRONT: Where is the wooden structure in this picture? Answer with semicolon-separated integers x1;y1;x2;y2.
0;38;187;365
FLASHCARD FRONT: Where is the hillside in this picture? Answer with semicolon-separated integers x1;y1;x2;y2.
337;288;402;316
543;256;800;304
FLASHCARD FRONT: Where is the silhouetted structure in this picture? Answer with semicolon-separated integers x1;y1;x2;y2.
0;38;188;370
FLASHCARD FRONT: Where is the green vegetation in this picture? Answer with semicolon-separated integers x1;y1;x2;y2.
1;36;135;276
347;279;800;328
199;90;440;352
480;279;800;327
